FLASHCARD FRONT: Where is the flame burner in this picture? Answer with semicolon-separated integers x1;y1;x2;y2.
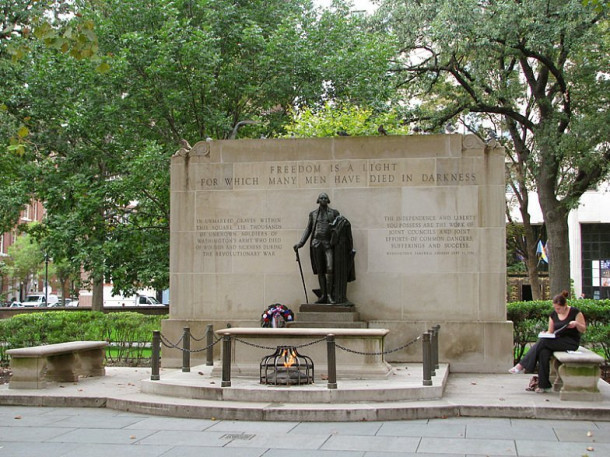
260;346;314;385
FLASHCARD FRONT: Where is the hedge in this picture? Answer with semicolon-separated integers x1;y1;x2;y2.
0;311;166;365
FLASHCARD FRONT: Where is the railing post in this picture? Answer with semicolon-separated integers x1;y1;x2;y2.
326;334;337;389
429;327;436;377
206;324;214;366
221;334;232;387
422;331;432;386
182;327;191;372
151;330;160;381
432;324;440;370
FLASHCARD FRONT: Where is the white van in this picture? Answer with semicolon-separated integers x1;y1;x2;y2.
22;294;59;307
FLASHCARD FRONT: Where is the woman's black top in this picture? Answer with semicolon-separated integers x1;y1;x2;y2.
551;306;581;344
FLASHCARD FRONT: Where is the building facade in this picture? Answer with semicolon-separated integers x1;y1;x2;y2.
0;201;47;302
509;182;610;300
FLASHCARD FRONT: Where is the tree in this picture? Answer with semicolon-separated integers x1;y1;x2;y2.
377;0;610;294
50;258;81;305
284;102;409;137
1;0;100;62
4;0;396;308
504;133;546;299
1;0;103;233
4;233;43;300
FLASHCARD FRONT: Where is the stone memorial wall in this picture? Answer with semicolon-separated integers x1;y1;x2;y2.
163;135;513;372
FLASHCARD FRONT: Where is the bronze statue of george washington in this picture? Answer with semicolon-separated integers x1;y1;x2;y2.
294;192;355;304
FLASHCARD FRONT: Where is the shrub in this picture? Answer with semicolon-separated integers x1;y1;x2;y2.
0;311;166;365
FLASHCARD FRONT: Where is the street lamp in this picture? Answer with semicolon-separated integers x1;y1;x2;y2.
44;253;49;306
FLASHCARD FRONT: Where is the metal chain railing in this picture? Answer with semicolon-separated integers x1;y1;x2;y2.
151;326;221;378
151;325;441;388
335;335;421;357
159;333;184;349
159;333;222;354
189;331;210;342
233;335;327;352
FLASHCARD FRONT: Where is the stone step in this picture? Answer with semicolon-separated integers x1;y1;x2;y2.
299;304;357;313
287;321;367;329
295;311;361;322
140;363;448;406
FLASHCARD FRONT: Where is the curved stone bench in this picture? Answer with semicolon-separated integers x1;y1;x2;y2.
7;341;108;389
214;327;391;380
550;347;605;401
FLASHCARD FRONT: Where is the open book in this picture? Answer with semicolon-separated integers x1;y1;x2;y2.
538;325;567;339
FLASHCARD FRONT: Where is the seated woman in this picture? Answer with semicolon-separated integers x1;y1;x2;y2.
509;291;587;393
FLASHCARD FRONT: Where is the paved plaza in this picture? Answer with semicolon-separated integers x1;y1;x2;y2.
1;366;609;456
1;405;610;456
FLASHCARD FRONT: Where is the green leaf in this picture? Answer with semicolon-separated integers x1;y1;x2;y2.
96;61;111;73
17;125;29;138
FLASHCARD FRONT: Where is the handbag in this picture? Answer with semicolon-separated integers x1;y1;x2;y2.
525;375;539;391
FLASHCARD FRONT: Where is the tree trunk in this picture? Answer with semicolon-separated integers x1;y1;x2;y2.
535;133;573;297
520;201;543;300
91;276;104;311
525;242;542;299
537;195;571;297
545;213;571;297
61;280;69;305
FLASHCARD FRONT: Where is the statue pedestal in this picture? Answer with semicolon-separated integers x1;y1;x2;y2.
287;303;367;328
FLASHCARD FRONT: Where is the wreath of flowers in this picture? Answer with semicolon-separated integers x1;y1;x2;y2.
261;303;294;328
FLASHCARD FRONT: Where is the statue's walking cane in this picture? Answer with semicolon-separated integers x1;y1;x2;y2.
295;249;309;304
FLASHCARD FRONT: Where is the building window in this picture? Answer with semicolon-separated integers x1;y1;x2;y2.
21;204;31;222
581;223;610;299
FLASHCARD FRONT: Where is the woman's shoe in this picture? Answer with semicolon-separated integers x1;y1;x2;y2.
535;387;551;393
509;365;524;374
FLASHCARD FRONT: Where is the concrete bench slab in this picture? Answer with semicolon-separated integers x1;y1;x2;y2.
214;328;392;380
550;346;605;401
7;341;108;389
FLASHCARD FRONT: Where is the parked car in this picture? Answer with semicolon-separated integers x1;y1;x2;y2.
21;294;59;307
48;298;75;307
8;301;23;308
105;294;162;307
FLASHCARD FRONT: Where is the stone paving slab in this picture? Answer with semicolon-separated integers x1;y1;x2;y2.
1;406;610;456
1;365;610;422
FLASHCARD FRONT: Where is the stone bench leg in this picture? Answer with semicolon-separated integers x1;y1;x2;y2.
9;358;47;389
557;362;602;401
46;352;79;383
76;348;106;377
550;357;562;393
